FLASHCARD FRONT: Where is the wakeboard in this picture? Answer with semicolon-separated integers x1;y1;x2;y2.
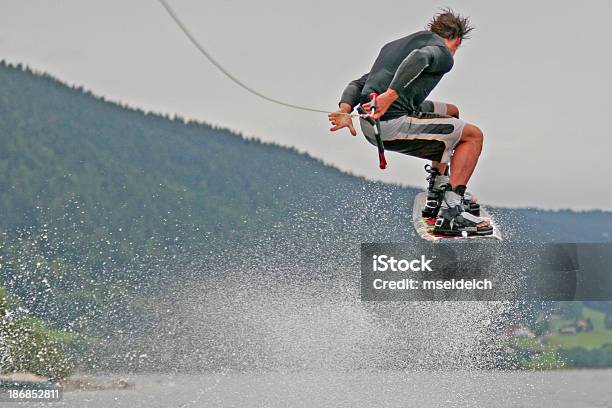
412;192;502;242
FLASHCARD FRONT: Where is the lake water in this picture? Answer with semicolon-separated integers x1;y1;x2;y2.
17;369;612;408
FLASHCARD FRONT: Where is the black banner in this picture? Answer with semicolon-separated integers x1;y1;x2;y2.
361;243;612;301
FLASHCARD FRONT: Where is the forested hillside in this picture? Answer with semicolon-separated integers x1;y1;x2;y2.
0;61;412;341
1;60;611;313
0;61;375;251
1;61;611;251
1;61;612;374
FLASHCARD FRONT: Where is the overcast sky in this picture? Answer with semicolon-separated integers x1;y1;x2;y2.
1;0;611;210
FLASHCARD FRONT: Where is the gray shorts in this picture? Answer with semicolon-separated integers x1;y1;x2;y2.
419;100;449;115
360;100;465;163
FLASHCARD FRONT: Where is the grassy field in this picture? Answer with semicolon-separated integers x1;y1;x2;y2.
545;307;612;350
547;319;574;332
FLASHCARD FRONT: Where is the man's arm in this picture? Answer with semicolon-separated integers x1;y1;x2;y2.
338;73;369;112
388;45;453;92
367;46;453;120
328;73;368;136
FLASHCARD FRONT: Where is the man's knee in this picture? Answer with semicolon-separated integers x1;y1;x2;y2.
446;103;460;118
462;124;484;145
473;125;484;143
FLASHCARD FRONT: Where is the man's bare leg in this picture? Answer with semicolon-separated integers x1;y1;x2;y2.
446;104;460;118
431;161;448;175
449;123;483;187
431;161;447;175
439;123;489;228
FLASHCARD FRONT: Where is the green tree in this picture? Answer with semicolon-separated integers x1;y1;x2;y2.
0;287;74;378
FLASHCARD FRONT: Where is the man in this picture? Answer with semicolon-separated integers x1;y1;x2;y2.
328;8;492;237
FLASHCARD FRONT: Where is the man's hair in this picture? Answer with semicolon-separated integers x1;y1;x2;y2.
427;8;474;40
